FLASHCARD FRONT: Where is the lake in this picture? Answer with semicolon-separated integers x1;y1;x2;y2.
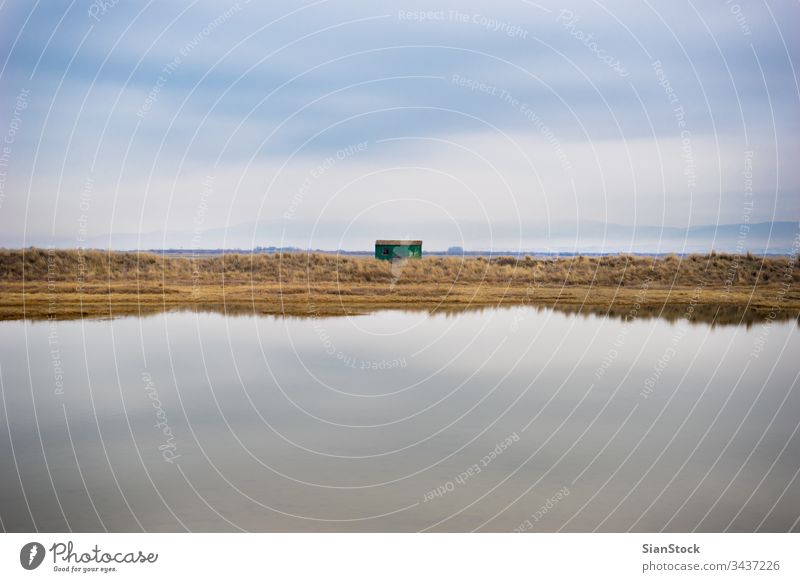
0;306;798;532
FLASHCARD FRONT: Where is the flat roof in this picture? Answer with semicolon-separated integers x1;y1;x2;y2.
375;240;422;245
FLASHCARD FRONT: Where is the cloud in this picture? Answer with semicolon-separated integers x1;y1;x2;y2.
0;0;797;248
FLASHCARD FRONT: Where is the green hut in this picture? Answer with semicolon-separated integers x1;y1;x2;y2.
375;240;422;260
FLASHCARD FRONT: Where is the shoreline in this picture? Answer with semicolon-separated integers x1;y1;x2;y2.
1;249;798;323
2;282;798;325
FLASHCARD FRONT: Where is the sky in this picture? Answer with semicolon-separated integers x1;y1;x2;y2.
0;0;798;251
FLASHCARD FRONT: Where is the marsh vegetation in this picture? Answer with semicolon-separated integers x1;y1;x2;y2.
1;248;798;322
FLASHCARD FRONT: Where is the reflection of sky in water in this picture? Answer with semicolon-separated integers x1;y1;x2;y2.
0;308;798;532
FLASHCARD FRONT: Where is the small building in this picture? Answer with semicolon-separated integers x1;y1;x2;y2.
375;240;422;260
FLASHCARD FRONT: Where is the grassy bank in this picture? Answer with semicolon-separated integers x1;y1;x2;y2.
1;248;798;323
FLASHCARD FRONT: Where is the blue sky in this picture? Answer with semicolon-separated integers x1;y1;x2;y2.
0;0;797;250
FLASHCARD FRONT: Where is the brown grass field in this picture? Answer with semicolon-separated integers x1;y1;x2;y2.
1;248;798;324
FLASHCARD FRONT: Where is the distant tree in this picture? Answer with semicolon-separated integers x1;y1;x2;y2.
447;246;464;255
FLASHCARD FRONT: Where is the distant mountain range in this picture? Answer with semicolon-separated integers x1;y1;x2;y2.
7;220;799;255
536;221;800;254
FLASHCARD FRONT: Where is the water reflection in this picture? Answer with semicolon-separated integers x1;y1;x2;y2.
0;306;797;532
8;299;797;328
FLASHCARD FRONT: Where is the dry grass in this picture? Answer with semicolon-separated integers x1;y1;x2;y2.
1;248;798;322
3;247;798;286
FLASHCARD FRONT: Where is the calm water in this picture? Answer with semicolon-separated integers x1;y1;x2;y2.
0;307;798;532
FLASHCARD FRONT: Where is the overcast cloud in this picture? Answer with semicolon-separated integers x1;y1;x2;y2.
0;0;797;251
